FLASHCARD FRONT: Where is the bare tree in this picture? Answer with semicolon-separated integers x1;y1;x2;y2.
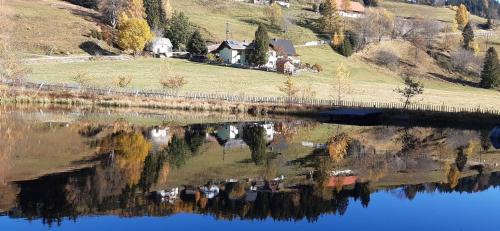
395;77;424;109
450;48;481;73
332;63;351;102
98;0;126;28
373;47;399;69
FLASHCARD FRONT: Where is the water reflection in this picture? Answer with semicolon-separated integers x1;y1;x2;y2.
0;109;499;228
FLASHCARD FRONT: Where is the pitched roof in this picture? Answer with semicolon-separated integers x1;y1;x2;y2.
336;0;365;13
217;40;249;51
150;37;172;47
269;39;297;56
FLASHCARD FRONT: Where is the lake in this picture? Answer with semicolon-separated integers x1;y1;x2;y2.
0;106;499;231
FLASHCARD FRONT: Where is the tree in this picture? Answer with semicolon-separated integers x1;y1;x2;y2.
362;0;379;7
480;47;499;89
373;8;394;42
278;76;299;99
319;0;342;34
338;36;353;56
186;30;207;55
159;61;187;94
242;124;268;165
124;0;146;18
98;0;126;28
455;4;469;30
117;15;153;53
165;134;189;168
264;3;284;29
165;11;191;50
144;0;166;30
332;63;351;102
462;22;474;49
114;132;151;186
248;25;270;67
395;77;424;109
162;0;173;20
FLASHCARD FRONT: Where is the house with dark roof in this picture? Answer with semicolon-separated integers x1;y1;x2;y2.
213;38;300;70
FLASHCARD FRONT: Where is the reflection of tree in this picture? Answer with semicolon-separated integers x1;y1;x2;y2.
327;133;350;163
114;132;152;186
397;128;421;156
164;134;189;168
242;125;268;165
455;148;468;171
184;126;206;155
313;157;334;200
447;164;461;188
480;130;492;152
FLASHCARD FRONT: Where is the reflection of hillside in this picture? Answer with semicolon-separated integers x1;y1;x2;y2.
8;167;500;225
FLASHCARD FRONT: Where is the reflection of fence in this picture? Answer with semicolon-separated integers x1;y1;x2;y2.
5;80;500;115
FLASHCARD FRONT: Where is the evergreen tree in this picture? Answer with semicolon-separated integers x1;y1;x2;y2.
248;25;270;66
242;125;268;165
462;22;474;49
165;134;189;168
144;0;166;30
186;30;208;55
319;0;342;34
339;37;352;57
165;11;191;50
480;47;499;89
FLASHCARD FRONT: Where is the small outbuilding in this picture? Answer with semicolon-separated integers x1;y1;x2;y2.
146;37;173;57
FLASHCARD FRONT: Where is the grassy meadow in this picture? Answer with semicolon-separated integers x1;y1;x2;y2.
28;45;500;109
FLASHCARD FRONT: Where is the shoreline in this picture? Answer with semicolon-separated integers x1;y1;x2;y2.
1;87;499;128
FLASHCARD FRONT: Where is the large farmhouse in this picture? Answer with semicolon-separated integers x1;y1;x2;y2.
213;38;300;70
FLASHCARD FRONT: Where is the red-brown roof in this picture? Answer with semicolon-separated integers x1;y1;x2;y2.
336;0;365;13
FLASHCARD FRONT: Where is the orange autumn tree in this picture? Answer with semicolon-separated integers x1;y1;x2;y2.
114;132;152;186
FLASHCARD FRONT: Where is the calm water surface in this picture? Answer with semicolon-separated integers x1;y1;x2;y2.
0;107;499;231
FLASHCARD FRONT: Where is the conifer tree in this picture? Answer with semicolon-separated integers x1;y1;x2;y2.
480;47;499;89
144;0;166;30
319;0;342;34
187;30;207;55
462;22;474;49
248;25;270;66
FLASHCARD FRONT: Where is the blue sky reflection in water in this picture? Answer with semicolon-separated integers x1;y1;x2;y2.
2;188;500;231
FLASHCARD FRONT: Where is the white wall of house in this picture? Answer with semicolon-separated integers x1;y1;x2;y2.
219;47;246;64
265;50;278;69
339;11;364;18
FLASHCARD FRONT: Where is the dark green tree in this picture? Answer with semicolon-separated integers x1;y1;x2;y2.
480;47;499;89
339;37;353;57
248;25;270;67
139;154;160;192
242;124;267;165
186;30;208;55
462;22;474;49
165;134;189;168
184;126;206;154
144;0;166;30
165;11;191;50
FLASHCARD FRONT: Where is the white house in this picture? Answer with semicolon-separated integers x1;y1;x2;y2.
146;37;173;57
214;40;250;65
216;124;240;141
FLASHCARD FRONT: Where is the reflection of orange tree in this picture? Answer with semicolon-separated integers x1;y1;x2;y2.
114;132;152;186
328;133;350;163
447;163;461;189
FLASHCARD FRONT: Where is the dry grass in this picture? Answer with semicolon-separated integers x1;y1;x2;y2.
6;0;117;56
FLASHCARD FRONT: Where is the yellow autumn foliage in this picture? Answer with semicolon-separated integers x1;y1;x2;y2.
117;14;153;53
114;132;151;186
328;133;350;162
455;4;469;30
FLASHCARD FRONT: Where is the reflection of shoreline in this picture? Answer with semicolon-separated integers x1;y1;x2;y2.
5;166;500;225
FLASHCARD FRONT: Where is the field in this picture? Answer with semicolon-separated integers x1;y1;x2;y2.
28;45;500;109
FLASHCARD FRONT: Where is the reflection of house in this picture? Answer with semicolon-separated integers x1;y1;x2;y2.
146;37;173;57
202;185;220;199
327;176;357;188
149;127;171;151
216;124;240;141
336;0;365;18
261;122;275;141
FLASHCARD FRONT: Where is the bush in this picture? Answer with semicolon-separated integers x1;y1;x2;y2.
373;48;399;68
207;53;223;63
450;48;481;73
312;63;323;72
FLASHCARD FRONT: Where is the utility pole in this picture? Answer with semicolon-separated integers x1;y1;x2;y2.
225;22;229;41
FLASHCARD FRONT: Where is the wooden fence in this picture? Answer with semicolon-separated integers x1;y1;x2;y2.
4;80;500;115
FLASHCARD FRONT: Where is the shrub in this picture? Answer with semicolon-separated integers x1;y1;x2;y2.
312;63;323;72
373;48;399;69
114;75;132;88
450;48;481;73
